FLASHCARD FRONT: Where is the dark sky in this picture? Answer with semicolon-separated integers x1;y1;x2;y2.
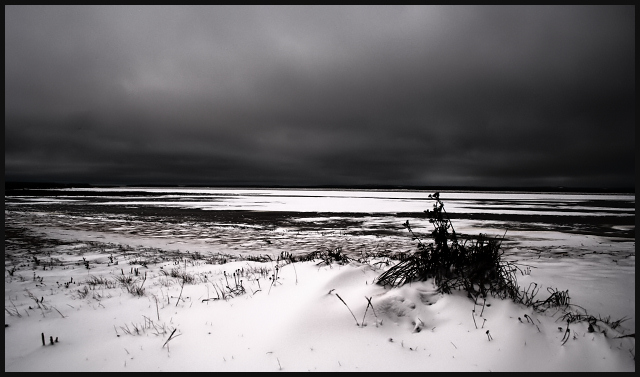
5;6;635;188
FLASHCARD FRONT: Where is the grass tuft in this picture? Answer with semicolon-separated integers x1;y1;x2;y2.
302;247;352;266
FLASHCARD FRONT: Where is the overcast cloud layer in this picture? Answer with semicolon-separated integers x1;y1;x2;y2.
5;6;635;188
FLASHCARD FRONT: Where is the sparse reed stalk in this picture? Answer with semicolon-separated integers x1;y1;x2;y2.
6;297;22;318
486;330;493;341
154;295;160;320
268;265;280;294
162;328;181;349
139;272;147;289
287;254;298;284
176;279;186;307
52;306;65;318
561;322;571;345
361;296;378;327
361;302;370;327
335;293;359;326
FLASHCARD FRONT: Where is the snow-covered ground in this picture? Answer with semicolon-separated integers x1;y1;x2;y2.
4;189;635;371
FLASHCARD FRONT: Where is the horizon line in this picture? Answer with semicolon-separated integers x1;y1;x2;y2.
4;180;635;194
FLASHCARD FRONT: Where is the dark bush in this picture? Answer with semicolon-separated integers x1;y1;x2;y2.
376;193;520;301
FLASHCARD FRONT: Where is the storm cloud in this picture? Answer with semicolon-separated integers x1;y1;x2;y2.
5;6;635;188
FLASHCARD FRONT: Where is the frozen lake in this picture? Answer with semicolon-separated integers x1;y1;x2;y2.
6;187;634;246
7;187;635;216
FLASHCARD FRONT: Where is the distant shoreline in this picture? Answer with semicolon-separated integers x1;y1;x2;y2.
4;181;635;194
